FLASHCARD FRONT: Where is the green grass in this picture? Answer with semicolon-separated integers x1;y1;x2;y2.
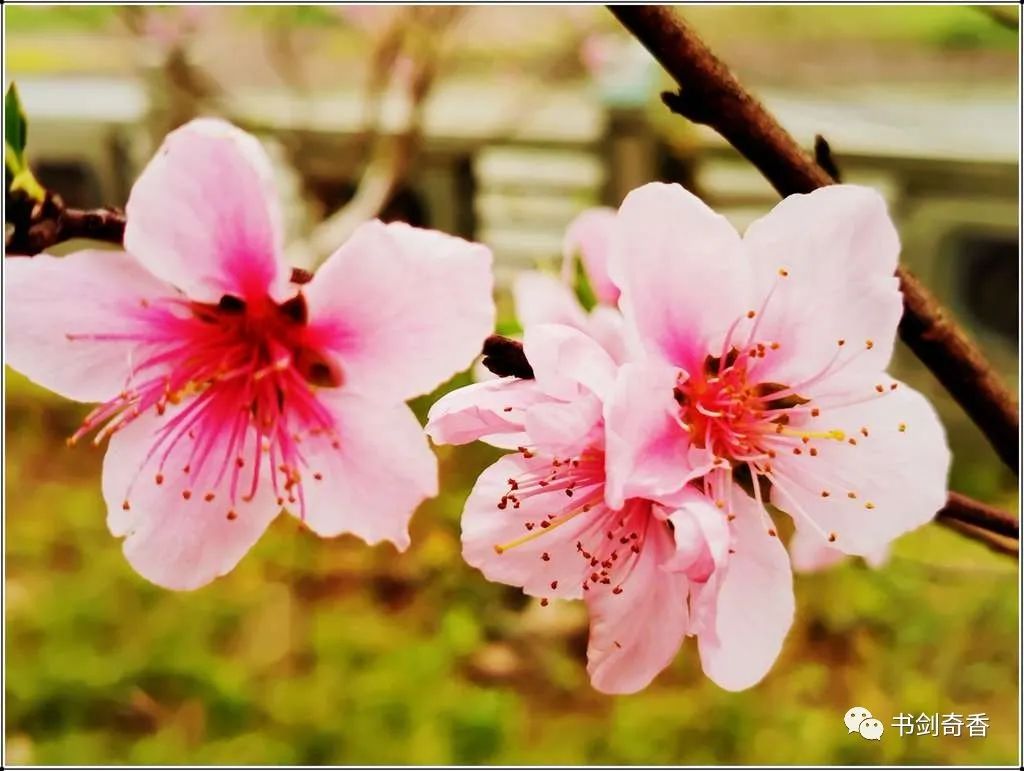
4;368;1018;765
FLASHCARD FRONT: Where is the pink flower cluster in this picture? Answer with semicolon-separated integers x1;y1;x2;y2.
7;120;949;694
428;183;950;693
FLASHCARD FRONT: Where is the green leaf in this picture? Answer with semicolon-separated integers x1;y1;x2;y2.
572;252;598;312
5;82;28;170
5;82;45;202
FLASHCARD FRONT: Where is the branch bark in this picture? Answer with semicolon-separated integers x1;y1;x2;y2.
4;192;311;286
609;4;1019;473
5;191;126;255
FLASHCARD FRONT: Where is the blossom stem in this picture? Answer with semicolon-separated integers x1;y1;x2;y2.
608;4;1018;474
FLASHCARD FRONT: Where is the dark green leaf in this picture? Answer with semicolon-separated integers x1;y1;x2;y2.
5;82;28;167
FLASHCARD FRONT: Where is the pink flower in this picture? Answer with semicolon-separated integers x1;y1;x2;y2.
6;118;494;590
427;323;794;693
603;182;950;558
560;207;619;306
512;208;625;363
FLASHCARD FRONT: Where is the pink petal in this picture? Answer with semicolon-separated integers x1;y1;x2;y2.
603;360;713;509
305;220;495;402
425;378;545;449
789;525;890;572
697;496;794;691
125;118;289;303
743;185;902;388
512;271;588;330
523;323;617;402
586;505;689;694
461;453;602;601
5;251;175;403
663;489;731;580
787;525;845;572
522;396;603;458
102;407;279;591
587;306;628;364
768;378;949;557
608;183;752;372
294;392;438;550
561;207;619;305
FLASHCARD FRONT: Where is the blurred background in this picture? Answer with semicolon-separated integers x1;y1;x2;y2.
4;4;1019;765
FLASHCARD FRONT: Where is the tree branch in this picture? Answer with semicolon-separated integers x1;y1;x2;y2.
482;333;1018;554
5;191;126;255
936;517;1017;558
4;191;311;286
609;4;1019;473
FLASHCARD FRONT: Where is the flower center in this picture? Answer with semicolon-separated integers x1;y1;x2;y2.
492;448;656;601
673;349;844;467
67;290;344;520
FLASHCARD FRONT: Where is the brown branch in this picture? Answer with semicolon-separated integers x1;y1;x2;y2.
5;191;312;287
5;191;126;255
936;518;1018;558
937;491;1019;539
609;5;1019;473
813;134;841;183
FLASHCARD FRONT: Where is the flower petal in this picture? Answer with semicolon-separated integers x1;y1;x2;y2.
768;378;950;557
305;220;495;402
586;504;689;694
789;525;889;572
608;183;751;372
697;496;794;691
5;251;176;403
461;453;606;601
294;392;438;551
512;271;588;330
522;396;603;459
125;118;289;303
562;207;619;305
604;360;714;509
102;407;279;591
743;185;902;388
587;306;628;364
425;378;546;449
663;489;731;580
523;322;617;402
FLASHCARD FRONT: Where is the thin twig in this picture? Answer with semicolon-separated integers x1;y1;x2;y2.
938;491;1019;539
5;191;126;255
813;134;841;183
4;192;311;287
936;517;1018;558
609;5;1019;474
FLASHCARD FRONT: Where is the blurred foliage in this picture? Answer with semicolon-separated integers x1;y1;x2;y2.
5;4;1017;49
5;364;1018;765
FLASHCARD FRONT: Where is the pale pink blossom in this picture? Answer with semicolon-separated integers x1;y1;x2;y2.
603;182;950;559
427;323;794;693
6;118;494;590
512;208;625;363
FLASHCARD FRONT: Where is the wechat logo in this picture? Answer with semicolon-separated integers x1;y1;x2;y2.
845;706;884;741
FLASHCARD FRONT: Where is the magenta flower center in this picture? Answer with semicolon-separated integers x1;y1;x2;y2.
69;292;342;519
